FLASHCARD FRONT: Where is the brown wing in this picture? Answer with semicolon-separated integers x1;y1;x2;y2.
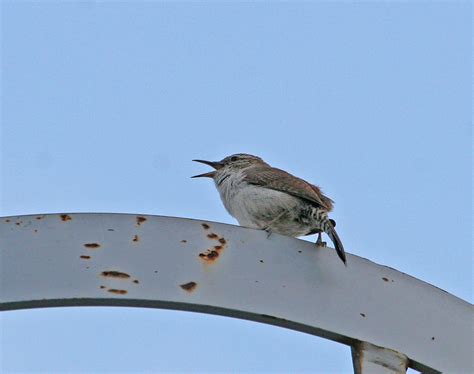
308;183;334;211
243;166;334;211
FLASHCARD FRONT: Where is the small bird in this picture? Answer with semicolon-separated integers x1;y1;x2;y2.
192;154;347;265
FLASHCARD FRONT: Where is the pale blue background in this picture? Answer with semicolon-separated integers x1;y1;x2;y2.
1;1;471;373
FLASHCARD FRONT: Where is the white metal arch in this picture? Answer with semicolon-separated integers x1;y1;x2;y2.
1;214;472;373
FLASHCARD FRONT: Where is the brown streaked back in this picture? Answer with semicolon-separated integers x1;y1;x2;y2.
243;166;334;211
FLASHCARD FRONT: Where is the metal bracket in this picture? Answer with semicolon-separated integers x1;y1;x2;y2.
352;342;408;374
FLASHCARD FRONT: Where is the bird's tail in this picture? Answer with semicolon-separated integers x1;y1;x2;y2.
324;222;347;265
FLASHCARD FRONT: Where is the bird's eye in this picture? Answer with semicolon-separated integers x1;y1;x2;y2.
230;156;238;162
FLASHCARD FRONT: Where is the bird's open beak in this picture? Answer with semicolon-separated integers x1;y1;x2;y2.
191;159;224;178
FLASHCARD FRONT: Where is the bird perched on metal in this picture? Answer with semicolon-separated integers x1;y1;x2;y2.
192;153;347;265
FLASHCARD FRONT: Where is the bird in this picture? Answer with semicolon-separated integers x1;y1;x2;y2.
192;153;347;265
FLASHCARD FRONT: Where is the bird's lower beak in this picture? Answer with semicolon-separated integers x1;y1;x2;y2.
191;171;216;178
191;159;224;178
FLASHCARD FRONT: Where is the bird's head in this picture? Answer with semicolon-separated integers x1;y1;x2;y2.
192;153;267;179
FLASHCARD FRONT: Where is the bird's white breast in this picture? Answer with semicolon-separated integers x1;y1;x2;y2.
214;171;300;229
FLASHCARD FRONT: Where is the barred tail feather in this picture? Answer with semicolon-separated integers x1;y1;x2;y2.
326;225;347;265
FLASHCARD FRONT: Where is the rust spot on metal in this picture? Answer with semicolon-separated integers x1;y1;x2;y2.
80;255;91;259
201;223;210;230
133;279;139;284
382;277;389;282
199;234;227;263
180;281;197;292
360;313;366;318
60;214;72;221
101;271;130;279
199;250;219;261
181;240;187;243
84;243;100;249
132;234;139;242
108;289;128;295
136;216;147;225
199;238;228;262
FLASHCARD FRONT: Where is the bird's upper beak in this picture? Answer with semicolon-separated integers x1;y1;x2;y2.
191;159;224;178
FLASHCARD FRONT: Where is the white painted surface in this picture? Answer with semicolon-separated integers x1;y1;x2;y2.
1;213;472;373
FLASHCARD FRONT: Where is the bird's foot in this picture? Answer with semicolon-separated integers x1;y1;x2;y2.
263;227;273;239
316;233;327;247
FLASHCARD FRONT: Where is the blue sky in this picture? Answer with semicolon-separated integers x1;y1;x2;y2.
1;1;471;372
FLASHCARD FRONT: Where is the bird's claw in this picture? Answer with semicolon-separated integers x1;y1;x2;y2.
316;233;327;247
264;227;272;239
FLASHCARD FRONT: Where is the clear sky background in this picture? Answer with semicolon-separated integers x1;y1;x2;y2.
1;1;471;373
